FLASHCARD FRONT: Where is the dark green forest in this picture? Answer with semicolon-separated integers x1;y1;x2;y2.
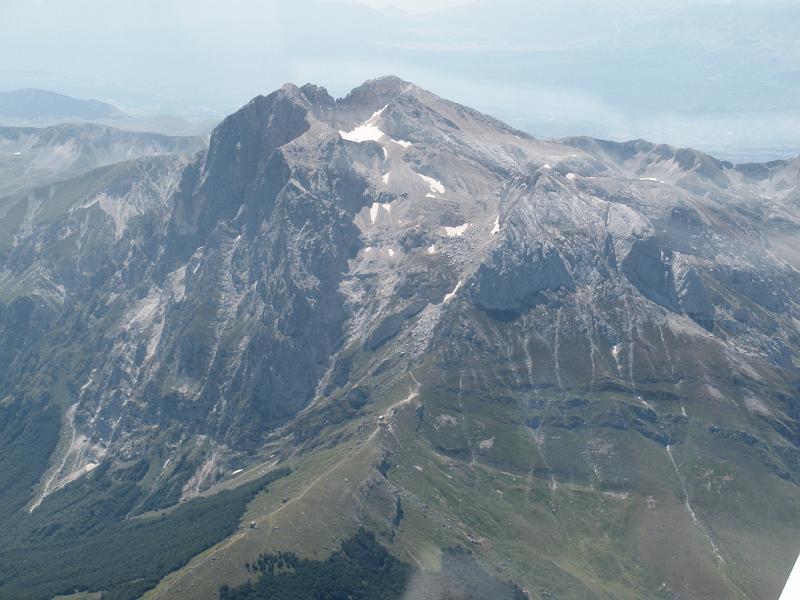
0;394;61;526
0;466;289;600
219;529;411;600
219;530;528;600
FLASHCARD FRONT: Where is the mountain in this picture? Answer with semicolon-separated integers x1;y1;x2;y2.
0;88;218;138
0;122;206;196
0;88;125;120
0;76;798;600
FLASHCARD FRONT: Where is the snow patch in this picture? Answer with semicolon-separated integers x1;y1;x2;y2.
639;177;666;184
490;216;500;236
566;172;576;181
443;223;470;237
542;163;551;170
417;173;445;195
427;245;437;254
388;248;396;257
781;553;800;600
391;139;412;148
339;106;387;143
382;172;390;184
368;201;391;224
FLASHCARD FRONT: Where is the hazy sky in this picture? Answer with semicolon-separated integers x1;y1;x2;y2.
1;0;798;160
350;0;474;12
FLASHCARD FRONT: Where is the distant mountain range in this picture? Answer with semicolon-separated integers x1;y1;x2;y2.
0;88;125;120
0;77;798;600
0;88;217;137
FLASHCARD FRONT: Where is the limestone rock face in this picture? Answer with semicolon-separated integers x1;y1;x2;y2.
619;237;679;311
469;242;574;314
673;254;715;330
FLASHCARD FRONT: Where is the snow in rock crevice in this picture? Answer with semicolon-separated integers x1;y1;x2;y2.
443;280;463;303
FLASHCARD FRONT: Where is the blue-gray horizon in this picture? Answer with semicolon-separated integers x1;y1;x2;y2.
2;0;798;161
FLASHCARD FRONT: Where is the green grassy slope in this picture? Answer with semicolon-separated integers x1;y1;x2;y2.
142;300;800;600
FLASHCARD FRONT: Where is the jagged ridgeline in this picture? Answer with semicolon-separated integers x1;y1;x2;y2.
0;76;798;600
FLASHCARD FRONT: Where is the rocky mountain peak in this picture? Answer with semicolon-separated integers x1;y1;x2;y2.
298;83;336;115
170;84;314;242
339;75;414;109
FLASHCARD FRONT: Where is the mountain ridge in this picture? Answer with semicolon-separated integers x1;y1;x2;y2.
0;88;125;120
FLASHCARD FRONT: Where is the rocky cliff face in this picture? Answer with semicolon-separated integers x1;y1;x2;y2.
1;77;799;600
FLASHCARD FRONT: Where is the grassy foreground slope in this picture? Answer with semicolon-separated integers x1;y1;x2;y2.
143;304;800;600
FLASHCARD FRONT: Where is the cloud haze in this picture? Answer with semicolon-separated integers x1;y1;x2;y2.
1;0;797;160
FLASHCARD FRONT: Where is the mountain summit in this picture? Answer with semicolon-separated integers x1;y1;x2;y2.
0;77;798;600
